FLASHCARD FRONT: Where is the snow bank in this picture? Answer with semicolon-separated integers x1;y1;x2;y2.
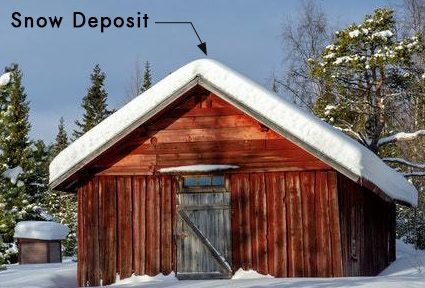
14;221;69;240
49;59;417;206
0;72;11;86
113;272;177;286
159;164;239;173
1;240;425;287
380;240;425;276
2;166;23;184
232;268;273;279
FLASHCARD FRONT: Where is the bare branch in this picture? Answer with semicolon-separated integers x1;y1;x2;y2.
378;129;425;146
383;157;425;169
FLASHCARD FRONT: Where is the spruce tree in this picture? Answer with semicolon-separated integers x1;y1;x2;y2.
0;65;41;264
1;64;31;168
42;117;77;256
54;117;69;155
73;65;112;139
140;61;152;93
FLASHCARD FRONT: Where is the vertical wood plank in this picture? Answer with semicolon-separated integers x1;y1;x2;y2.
327;171;343;277
171;176;177;272
161;176;173;274
300;171;316;277
145;176;155;275
153;176;161;274
77;185;85;287
132;176;145;275
99;176;117;285
117;177;133;279
257;173;268;274
249;174;259;271
276;173;288;277
286;172;304;277
89;178;100;286
266;173;276;276
241;174;252;269
315;171;331;277
389;202;396;262
230;174;242;271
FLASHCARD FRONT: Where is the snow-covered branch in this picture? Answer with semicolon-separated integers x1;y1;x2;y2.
333;126;364;142
383;158;425;169
378;130;425;147
403;171;425;177
0;72;11;86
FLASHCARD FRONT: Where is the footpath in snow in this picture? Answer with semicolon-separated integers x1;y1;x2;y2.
0;240;424;287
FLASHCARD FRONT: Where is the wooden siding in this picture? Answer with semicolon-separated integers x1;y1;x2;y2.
18;239;62;264
338;174;396;276
78;176;176;286
74;85;396;286
230;171;343;277
85;85;330;178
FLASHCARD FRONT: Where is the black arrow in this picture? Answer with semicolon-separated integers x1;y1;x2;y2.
155;21;207;56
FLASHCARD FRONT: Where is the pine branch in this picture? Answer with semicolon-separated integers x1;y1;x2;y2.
383;157;425;169
378;129;425;146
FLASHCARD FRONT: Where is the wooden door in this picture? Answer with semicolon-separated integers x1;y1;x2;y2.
176;175;232;279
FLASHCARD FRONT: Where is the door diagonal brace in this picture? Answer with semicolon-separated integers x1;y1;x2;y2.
177;209;232;274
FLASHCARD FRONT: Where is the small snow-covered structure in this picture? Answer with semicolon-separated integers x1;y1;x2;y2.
14;221;69;264
49;59;417;286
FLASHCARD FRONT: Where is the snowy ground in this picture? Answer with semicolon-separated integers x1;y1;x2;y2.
0;259;76;288
0;240;424;288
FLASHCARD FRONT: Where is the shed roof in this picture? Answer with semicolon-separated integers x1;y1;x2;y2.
49;59;418;206
14;221;69;240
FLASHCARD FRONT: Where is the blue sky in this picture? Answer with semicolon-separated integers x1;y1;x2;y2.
0;0;396;143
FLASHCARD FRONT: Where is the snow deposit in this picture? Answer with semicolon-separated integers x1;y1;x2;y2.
0;72;11;86
2;166;23;184
372;30;394;39
49;59;417;206
159;164;239;173
349;29;361;38
232;268;273;279
14;221;69;240
113;272;177;286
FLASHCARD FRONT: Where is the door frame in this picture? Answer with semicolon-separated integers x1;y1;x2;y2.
175;174;233;279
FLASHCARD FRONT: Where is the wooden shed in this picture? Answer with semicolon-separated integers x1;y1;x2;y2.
14;221;69;264
49;59;417;286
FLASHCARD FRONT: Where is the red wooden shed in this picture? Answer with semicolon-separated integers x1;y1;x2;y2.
49;59;417;286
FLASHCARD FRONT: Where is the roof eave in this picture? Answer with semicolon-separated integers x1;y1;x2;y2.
49;76;201;190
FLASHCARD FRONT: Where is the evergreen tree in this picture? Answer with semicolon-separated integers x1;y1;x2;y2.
0;65;42;264
73;65;112;139
42;118;76;256
140;61;152;93
54;117;69;155
1;64;31;168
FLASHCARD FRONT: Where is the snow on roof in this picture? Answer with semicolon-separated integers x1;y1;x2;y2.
14;221;69;240
159;164;239;173
49;59;418;206
0;72;11;86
